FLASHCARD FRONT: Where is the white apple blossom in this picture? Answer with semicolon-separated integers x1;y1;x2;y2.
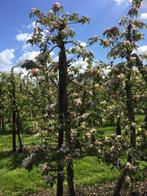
52;2;61;11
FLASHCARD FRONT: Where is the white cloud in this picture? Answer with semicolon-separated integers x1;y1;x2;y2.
136;46;147;55
140;13;147;20
78;41;87;47
22;43;32;51
113;0;147;7
26;21;36;29
18;51;40;63
114;0;126;5
16;33;32;42
0;49;15;66
0;66;12;72
13;67;29;75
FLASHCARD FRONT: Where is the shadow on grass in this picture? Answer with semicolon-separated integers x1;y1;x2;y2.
0;149;29;170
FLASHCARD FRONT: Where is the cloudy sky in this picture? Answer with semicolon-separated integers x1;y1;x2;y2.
0;0;147;72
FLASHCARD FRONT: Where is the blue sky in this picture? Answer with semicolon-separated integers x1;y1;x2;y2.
0;0;147;72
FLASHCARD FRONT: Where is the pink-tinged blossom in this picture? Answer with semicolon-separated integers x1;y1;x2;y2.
31;8;37;13
31;68;39;75
52;2;61;11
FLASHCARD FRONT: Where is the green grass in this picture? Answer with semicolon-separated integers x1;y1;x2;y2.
136;114;144;123
74;156;119;186
0;134;40;151
0;167;44;196
0;118;146;196
0;156;44;195
0;134;44;195
97;126;115;136
0;153;119;195
96;114;145;137
0;133;120;195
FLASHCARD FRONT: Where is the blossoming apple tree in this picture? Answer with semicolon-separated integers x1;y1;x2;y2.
22;2;94;196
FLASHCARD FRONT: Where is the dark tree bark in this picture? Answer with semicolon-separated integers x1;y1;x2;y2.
125;70;136;148
11;71;17;152
125;23;136;148
57;37;75;196
116;116;121;135
12;108;17;152
0;113;5;133
11;69;24;152
57;44;66;196
16;111;23;152
0;85;5;133
113;169;127;196
144;102;147;130
109;115;115;126
2;117;5;132
0;119;2;133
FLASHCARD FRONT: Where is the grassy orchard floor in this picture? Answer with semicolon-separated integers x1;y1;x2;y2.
0;133;120;195
0;115;146;195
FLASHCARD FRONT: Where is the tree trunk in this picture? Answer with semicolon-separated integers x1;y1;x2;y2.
144;102;147;129
109;115;115;126
125;23;136;148
125;70;136;148
57;43;66;196
0;117;4;133
0;86;4;133
116;116;121;135
57;39;75;196
0;118;1;133
66;159;75;196
16;111;23;152
11;72;17;152
113;169;127;196
12;108;17;152
11;69;24;153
